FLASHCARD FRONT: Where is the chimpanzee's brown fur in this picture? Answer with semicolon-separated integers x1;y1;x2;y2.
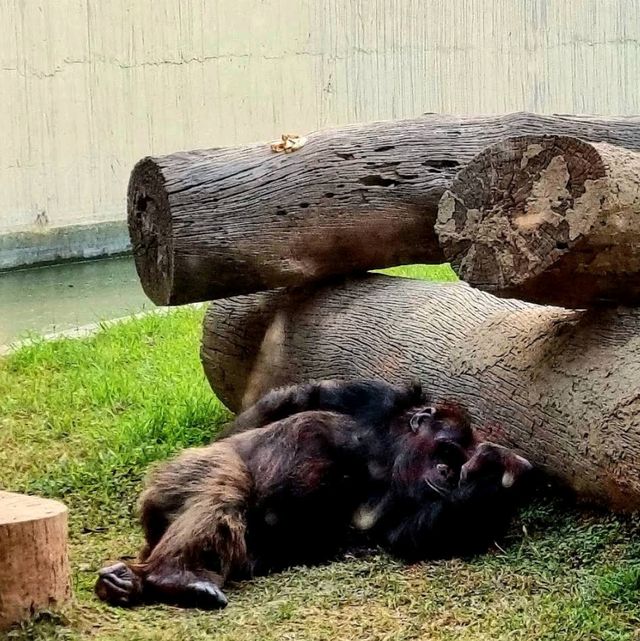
95;379;532;610
96;410;373;609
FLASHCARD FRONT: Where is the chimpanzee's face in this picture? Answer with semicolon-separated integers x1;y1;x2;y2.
401;406;532;499
394;404;474;498
420;439;468;496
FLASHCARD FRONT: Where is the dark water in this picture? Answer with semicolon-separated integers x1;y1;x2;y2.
0;256;154;346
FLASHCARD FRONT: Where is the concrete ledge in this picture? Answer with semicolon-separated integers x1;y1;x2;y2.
0;220;130;271
0;307;180;356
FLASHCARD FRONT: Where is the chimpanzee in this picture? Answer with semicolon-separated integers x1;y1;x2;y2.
95;379;531;610
226;379;531;558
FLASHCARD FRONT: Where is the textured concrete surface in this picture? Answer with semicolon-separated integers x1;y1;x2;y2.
2;0;640;262
0;221;129;270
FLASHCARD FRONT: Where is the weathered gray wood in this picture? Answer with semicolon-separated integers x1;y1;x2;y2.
201;275;640;511
129;113;640;305
437;136;640;308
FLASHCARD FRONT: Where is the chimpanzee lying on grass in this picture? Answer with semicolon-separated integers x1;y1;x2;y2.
96;379;532;609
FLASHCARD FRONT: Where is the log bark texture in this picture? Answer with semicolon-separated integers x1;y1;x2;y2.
437;136;640;308
201;275;640;511
129;113;640;305
0;491;70;629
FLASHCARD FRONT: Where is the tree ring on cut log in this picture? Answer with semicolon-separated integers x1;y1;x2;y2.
127;158;173;306
0;491;68;527
436;136;607;292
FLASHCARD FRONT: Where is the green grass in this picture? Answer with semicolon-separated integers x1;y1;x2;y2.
1;265;640;640
375;263;459;281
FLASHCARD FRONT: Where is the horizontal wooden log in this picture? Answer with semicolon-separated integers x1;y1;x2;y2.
129;113;640;305
437;136;640;307
201;275;640;511
0;491;70;629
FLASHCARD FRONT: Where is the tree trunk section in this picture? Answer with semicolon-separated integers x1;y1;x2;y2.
129;113;640;305
201;275;640;511
437;136;640;308
0;491;70;630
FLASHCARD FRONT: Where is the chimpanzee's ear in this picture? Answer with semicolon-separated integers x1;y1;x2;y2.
409;407;437;432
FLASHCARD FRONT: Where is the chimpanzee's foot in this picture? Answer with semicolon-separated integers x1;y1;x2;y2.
145;568;228;610
96;560;227;610
183;580;228;610
95;562;144;607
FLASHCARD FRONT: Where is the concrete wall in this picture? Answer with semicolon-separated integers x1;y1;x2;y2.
2;0;640;264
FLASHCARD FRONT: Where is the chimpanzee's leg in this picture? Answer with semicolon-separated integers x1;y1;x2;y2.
142;494;248;609
96;496;249;608
95;445;252;609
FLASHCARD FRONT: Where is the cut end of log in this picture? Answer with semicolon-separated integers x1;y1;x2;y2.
437;133;640;307
0;491;67;526
436;135;607;291
0;491;70;629
127;157;174;306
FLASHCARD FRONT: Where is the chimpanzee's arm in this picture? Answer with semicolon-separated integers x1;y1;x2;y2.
379;489;508;562
220;378;424;437
381;449;532;562
377;499;453;562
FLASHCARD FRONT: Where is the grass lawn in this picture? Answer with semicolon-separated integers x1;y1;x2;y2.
1;265;640;640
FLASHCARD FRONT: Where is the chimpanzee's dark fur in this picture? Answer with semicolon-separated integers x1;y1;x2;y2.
95;379;532;610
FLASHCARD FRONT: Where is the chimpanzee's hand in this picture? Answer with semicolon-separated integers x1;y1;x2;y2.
460;442;532;490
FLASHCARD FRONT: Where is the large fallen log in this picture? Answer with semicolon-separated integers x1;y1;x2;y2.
437;136;640;308
129;113;640;305
201;275;640;511
0;491;70;629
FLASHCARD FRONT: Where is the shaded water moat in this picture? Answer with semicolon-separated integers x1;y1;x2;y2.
0;256;153;346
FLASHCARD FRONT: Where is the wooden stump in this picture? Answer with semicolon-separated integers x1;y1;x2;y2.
0;491;70;630
436;136;640;307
